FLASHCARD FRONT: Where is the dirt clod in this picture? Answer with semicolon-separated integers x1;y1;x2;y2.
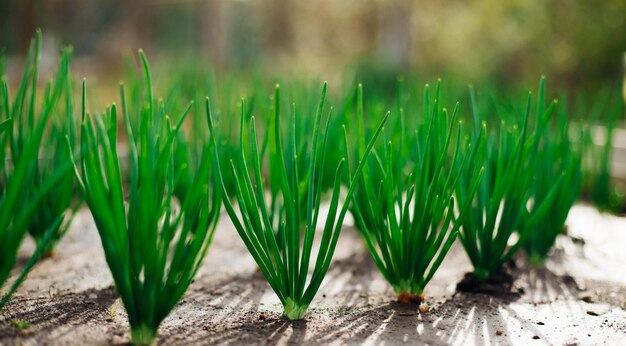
581;295;594;303
456;267;516;297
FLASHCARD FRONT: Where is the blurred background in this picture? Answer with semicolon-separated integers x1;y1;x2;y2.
1;0;625;93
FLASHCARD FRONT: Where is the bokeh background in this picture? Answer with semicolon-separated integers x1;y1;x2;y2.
1;0;625;93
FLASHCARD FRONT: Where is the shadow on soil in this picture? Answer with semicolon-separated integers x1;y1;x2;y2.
166;253;587;345
155;245;529;345
0;286;118;339
172;297;521;345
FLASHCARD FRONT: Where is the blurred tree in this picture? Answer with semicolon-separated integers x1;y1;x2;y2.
0;0;624;91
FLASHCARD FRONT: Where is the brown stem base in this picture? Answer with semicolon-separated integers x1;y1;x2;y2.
397;291;425;304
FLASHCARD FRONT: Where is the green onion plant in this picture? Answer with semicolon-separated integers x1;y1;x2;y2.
1;31;73;310
580;92;625;213
208;83;388;320
70;51;220;345
522;102;582;265
16;46;79;257
349;83;484;301
456;79;566;281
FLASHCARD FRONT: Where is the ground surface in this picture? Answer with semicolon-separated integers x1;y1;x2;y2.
1;204;625;345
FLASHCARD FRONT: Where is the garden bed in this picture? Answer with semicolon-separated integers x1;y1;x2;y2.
1;204;625;345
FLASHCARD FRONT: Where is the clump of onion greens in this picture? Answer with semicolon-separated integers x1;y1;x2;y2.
580;92;625;213
70;51;220;345
456;78;566;281
522;99;582;265
208;83;388;320
0;30;74;310
349;82;484;302
13;45;80;257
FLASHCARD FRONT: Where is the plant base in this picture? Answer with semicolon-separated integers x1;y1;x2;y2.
393;282;425;304
396;291;425;304
472;268;492;282
456;267;514;296
527;253;547;267
283;299;309;320
130;324;157;345
42;249;56;259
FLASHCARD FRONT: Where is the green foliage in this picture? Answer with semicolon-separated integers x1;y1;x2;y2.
350;82;485;299
16;46;79;257
70;51;221;345
11;319;29;331
579;92;625;213
456;79;568;280
0;118;10;134
523;103;582;265
0;28;612;318
0;31;74;310
208;83;388;320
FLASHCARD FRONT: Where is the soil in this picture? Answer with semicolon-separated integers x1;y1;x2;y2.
456;267;516;296
1;204;626;345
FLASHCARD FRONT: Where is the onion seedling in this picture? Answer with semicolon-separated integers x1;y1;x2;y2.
1;31;73;310
9;45;80;257
456;79;565;281
70;51;220;345
523;104;582;265
349;83;484;302
208;83;388;320
579;92;625;213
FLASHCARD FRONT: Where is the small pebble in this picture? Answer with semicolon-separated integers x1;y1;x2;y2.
418;304;430;314
495;328;503;336
564;338;578;346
